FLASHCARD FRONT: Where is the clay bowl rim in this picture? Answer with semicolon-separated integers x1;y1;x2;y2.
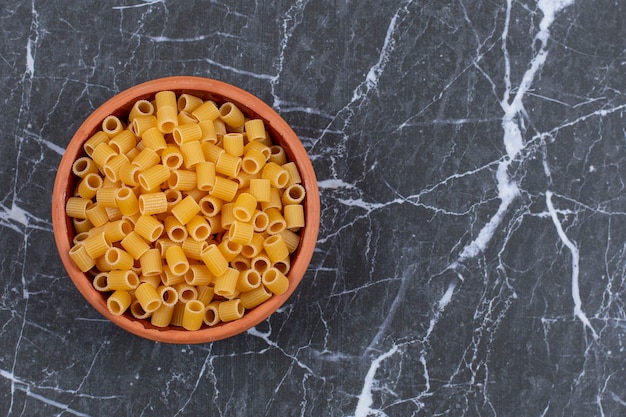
51;76;320;344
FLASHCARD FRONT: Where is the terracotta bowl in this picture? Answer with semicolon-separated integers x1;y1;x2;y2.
51;76;320;344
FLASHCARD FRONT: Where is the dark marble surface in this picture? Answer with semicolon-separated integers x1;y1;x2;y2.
2;0;625;416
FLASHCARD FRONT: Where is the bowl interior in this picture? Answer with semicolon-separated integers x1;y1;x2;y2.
52;76;319;344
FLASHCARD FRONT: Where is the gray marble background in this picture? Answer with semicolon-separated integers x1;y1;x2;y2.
2;1;625;416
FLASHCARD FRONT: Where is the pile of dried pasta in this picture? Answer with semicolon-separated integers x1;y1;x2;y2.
65;91;305;331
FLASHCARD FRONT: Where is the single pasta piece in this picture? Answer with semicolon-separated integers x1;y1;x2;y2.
200;244;229;277
68;244;96;272
262;162;289;189
107;290;132;316
92;142;117;169
161;265;185;287
218;237;242;262
263;234;289;263
211;176;238;202
135;282;162;313
130;115;157;137
174;282;198;303
261;187;282;212
134;214;165;242
252;210;270;233
101;247;134;271
92;272;109;292
83;131;109;158
281;184;306;205
265;207;287;235
168;169;197;191
215;153;241;178
171;195;201;225
183;300;205;331
278;229;301;253
85;203;109;228
232;192;257;223
268;145;287;165
284;204;305;230
184;264;213;286
191;100;220;122
182;238;209;261
214;267;239;299
218;299;245;322
102;115;124;138
239;285;272;309
128;99;154;121
244;119;266;142
138;192;168;216
173;123;202;145
151;304;174;327
204;301;221;326
196;285;215;306
109;130;136;155
262;267;289;295
282;162;302;186
165;245;190;276
131;147;160;170
114;186;140;216
169;302;186;327
241;233;264;258
228;220;254;245
66;197;92;219
236;269;262;292
251;251;271;274
177;93;204;113
249;178;271;202
186;215;212;241
141;127;167;152
139;248;162;276
118;162;142;187
107;270;140;291
77;172;103;200
180;141;205;169
222;133;244;156
120;230;150;260
219;102;245;128
164;215;188;243
196;161;216;192
82;231;110;259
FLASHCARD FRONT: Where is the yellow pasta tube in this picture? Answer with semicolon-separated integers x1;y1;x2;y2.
180;140;205;169
130;114;157;137
223;133;244;156
68;244;96;272
171;195;201;225
138;164;170;190
165;245;190;276
218;299;245;322
103;219;132;243
281;184;306;205
251;251;271;274
262;234;289;263
83;231;110;259
261;187;282;212
92;142;117;169
231;254;251;271
128;99;154;121
191;100;220;122
196;286;215;306
218;237;242;262
83;131;109;157
151;304;174;327
213;267;239;298
66;197;92;219
282;162;302;185
186;215;212;241
196;161;216;192
173;123;202;145
201;142;225;163
211;176;238;202
178;111;196;126
273;256;291;275
169;302;186;327
232;192;257;223
218;102;245;128
268;145;287;165
155;90;177;110
120;230;151;259
228;220;254;245
184;264;213;286
109;130;136;155
158;285;179;307
244;140;271;160
135;282;162;313
183;300;205;331
198;119;218;144
131;147;160;170
96;187;117;208
215;153;241;178
262;267;289;295
139;248;162;277
164;215;188;243
207;214;225;235
107;270;140;291
244;119;266;142
262;162;289;189
114;186;140;216
72;156;99;179
85;202;109;228
103;247;134;271
241;149;267;175
284;203;305;230
265;207;287;235
241;233;264;258
182;238;209;261
135;214;164;242
239;285;272;309
168;169;197;191
92;272;109;292
107;290;132;316
237;269;262;292
252;210;269;232
204;301;221;326
102;115;124;138
141;126;167;152
140;272;160;288
103;153;130;183
161;265;185;286
138;192;168;216
200;244;229;277
118;162;141;187
157;106;178;134
77;173;103;200
278;229;301;253
177;93;204;113
174;282;198;302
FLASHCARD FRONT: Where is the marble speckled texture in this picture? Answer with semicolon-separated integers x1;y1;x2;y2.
2;1;626;416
